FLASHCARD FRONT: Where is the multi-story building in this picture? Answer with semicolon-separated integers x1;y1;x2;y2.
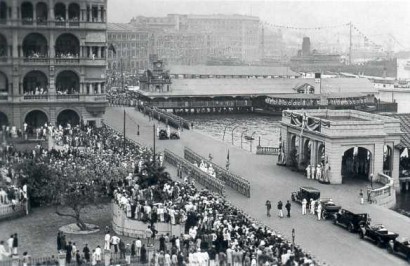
0;0;108;130
107;14;261;73
107;23;150;74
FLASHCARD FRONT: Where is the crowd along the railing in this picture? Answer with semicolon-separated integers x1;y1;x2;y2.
184;147;251;198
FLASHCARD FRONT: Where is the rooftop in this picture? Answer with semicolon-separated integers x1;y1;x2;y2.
139;78;376;98
384;113;410;149
107;23;137;32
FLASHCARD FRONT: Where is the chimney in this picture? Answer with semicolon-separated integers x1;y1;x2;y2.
302;37;311;56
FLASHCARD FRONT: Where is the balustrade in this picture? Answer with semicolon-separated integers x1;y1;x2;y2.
256;146;279;155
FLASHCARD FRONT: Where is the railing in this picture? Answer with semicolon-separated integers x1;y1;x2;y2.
138;105;190;130
164;149;225;196
256;146;280;155
399;176;410;182
0;202;27;221
23;95;49;100
150;100;252;109
55;58;80;64
184;147;251;197
370;172;395;207
23;57;49;63
56;94;80;101
0;95;7;100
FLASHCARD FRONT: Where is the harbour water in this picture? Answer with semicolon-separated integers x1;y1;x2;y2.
182;112;410;213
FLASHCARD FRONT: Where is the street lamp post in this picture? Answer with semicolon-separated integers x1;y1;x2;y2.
137;125;140;136
231;126;240;145
240;129;248;149
292;228;295;251
249;132;257;152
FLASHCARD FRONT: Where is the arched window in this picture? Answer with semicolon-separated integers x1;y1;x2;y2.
56;71;80;94
0;34;7;57
22;33;48;58
36;2;48;25
55;33;80;58
21;2;34;24
0;71;8;94
23;71;48;95
0;2;7;22
54;3;66;21
68;3;80;21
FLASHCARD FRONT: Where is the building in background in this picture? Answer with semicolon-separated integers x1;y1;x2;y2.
0;0;108;129
108;14;262;73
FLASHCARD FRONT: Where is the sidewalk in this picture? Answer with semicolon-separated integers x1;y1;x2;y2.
105;107;409;266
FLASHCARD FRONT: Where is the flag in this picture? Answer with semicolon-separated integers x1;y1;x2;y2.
108;43;116;55
226;150;230;170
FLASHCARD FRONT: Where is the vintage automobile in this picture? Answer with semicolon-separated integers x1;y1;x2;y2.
158;129;180;140
291;187;320;204
318;198;341;220
359;223;399;247
388;238;410;262
333;209;370;232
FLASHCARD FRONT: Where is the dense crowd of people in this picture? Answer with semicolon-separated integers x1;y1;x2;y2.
0;121;316;265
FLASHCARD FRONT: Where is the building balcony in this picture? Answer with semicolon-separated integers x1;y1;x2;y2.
15;94;107;103
0;19;106;30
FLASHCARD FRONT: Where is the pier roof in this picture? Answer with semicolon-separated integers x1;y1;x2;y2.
385;113;410;149
169;65;299;77
139;77;376;97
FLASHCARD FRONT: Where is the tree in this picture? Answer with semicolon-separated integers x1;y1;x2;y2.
15;161;55;207
54;166;100;231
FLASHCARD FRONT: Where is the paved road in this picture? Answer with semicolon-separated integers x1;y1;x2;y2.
104;107;409;266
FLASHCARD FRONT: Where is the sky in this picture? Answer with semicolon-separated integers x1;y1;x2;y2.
107;0;410;50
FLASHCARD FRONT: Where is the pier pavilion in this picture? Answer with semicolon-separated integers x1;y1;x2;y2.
279;109;403;196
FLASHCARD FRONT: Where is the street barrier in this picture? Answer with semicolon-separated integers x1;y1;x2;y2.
163;149;225;196
137;105;191;130
184;147;251;198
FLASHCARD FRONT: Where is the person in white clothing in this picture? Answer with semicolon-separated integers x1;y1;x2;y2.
95;245;102;262
317;203;322;220
135;237;142;258
302;198;307;215
310;199;315;215
104;232;111;250
0;241;10;261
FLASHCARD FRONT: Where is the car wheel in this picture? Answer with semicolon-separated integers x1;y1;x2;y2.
332;218;337;225
377;238;383;248
387;245;393;254
347;223;354;233
359;232;364;239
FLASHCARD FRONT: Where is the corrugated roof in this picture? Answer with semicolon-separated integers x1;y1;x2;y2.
142;78;376;97
384;113;410;149
169;65;299;77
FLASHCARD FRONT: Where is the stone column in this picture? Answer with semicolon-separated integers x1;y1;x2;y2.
373;143;384;182
19;46;23;57
65;7;69;21
97;6;101;22
33;8;37;24
89;83;94;95
310;140;317;167
391;146;400;192
97;83;101;94
297;136;304;168
97;47;102;58
325;142;342;184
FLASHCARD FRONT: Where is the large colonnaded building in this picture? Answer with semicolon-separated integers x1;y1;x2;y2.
0;0;108;130
280;109;404;207
137;64;395;113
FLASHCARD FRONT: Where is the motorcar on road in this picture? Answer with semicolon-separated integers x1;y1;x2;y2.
333;209;370;232
318;198;341;220
388;238;410;262
291;187;320;204
158;129;180;140
359;223;399;247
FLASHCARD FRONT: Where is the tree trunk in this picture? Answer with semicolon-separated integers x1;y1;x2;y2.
75;210;89;231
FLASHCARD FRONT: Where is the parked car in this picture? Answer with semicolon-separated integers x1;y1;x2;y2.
388;238;410;262
318;198;341;220
159;129;169;140
333;209;370;232
291;187;320;204
158;129;180;140
359;223;399;247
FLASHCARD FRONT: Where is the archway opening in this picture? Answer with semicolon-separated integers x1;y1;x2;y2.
23;71;48;95
0;112;8;128
25;110;48;131
383;145;393;175
317;143;325;165
21;2;33;23
68;3;80;21
0;2;7;21
56;71;79;94
341;147;371;182
288;135;299;167
55;33;79;58
0;71;8;94
54;3;66;21
57;109;80;127
23;33;48;58
36;2;48;24
302;140;311;167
